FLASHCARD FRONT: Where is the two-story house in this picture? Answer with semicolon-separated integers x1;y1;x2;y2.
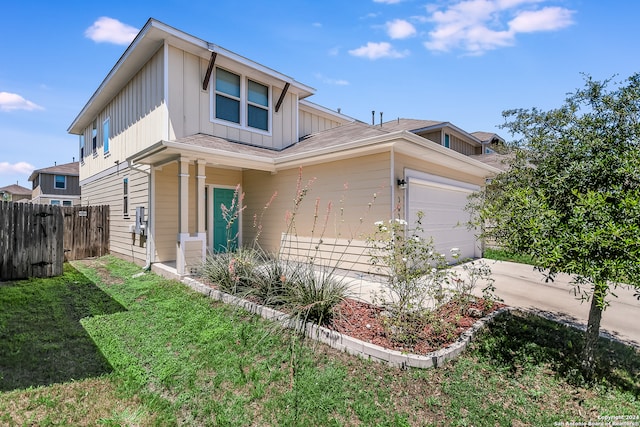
29;161;81;206
0;183;32;202
68;18;501;277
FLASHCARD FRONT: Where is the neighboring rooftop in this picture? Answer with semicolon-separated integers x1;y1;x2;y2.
0;184;31;196
28;162;79;182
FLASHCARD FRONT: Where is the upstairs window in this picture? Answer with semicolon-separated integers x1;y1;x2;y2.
215;68;241;124
92;120;98;154
103;118;110;154
248;80;269;131
79;135;85;160
54;175;66;189
212;68;270;133
444;133;450;149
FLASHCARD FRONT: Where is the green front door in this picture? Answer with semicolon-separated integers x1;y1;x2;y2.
213;188;239;252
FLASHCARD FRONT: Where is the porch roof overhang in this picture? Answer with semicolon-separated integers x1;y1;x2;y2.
126;130;501;180
126;139;277;172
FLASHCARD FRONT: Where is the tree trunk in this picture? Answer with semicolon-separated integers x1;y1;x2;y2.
581;282;606;378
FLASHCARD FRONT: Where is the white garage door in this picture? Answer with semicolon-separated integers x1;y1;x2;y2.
406;173;480;261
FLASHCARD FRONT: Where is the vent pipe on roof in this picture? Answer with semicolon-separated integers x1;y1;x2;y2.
337;108;341;114
380;112;383;126
372;110;375;125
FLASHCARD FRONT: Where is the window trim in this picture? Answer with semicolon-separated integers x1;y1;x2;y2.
79;134;85;162
92;120;98;155
123;177;129;217
210;67;272;135
54;175;67;190
103;117;110;155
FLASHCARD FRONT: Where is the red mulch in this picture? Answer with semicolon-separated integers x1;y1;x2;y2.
329;298;505;355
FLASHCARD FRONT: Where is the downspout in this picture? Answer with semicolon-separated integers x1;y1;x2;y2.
142;166;153;271
129;162;152;271
390;146;396;219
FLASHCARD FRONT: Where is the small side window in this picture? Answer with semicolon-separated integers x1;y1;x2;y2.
103;118;110;154
123;177;129;217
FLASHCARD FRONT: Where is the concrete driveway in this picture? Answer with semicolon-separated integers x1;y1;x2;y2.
480;259;640;348
346;259;640;348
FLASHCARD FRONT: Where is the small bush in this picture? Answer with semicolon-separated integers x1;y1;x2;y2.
201;248;260;295
282;264;350;326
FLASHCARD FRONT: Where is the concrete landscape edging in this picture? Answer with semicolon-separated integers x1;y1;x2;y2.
180;276;513;368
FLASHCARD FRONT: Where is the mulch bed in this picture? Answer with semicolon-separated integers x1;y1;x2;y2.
329;298;505;355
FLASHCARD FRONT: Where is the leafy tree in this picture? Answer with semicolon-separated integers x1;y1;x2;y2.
469;73;640;377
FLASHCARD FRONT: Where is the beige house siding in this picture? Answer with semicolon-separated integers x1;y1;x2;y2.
298;107;345;139
166;45;300;150
81;164;150;265
154;163;179;262
79;48;166;181
153;162;244;261
242;152;392;260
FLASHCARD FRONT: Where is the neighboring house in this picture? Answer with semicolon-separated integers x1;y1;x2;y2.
469;131;510;171
29;162;81;206
67;18;501;277
0;184;32;202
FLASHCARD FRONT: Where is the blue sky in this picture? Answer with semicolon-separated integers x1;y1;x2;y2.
1;0;639;188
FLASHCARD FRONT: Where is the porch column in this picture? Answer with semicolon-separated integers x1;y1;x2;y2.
177;158;190;275
196;159;206;235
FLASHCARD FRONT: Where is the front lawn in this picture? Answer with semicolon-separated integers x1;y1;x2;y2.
0;256;637;426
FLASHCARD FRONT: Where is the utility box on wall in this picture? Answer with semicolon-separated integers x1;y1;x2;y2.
135;206;146;235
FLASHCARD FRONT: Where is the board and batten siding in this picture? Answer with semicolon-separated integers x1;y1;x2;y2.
80;165;150;265
166;45;299;150
298;109;344;139
78;48;166;182
242;152;392;258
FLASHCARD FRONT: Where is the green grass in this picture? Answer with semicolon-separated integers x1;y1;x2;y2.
483;247;536;265
0;255;638;426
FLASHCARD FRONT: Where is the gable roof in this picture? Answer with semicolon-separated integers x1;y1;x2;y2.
28;162;79;182
68;18;316;135
380;118;483;146
471;131;505;144
0;184;31;196
378;119;445;133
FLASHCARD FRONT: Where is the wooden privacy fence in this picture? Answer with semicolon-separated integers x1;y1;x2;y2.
62;205;109;261
0;202;64;280
0;202;109;281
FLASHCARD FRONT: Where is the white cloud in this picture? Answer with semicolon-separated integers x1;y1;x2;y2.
85;17;139;45
349;42;409;59
373;0;403;4
312;22;322;28
315;73;350;86
0;161;35;175
0;92;43;112
509;7;575;32
386;19;417;39
423;0;575;55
